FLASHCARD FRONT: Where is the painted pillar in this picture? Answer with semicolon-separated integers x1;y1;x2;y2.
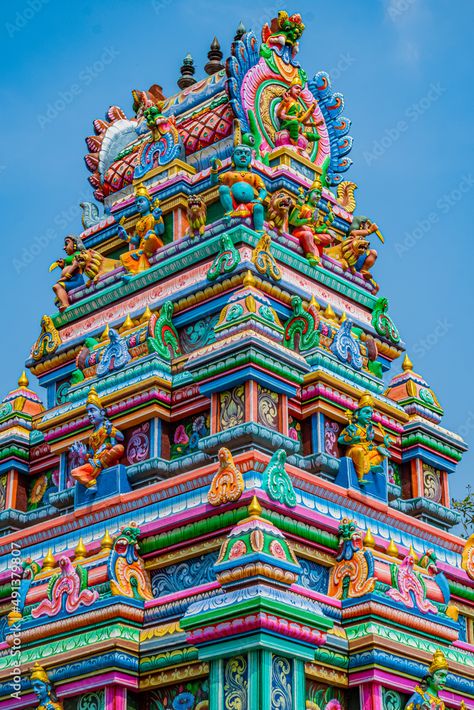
359;682;384;710
105;685;128;709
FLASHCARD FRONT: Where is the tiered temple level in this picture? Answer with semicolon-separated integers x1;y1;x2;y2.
0;10;473;710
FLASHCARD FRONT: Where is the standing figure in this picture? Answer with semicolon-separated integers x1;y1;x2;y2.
338;392;390;485
69;387;124;494
405;649;449;709
49;235;85;312
118;184;164;277
289;180;335;265
210;145;266;232
275;78;320;151
30;663;63;710
347;215;383;281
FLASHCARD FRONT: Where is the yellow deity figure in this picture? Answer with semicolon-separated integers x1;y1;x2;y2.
118;183;164;277
275;77;320;150
69;387;124;494
405;649;449;709
30;662;63;710
338;392;390;484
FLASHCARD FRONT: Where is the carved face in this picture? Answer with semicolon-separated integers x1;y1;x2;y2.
233;145;252;169
271;191;294;212
188;195;204;212
86;403;104;427
64;237;77;255
431;669;448;692
289;84;302;99
32;680;49;703
356;405;373;426
136;195;151;215
350;238;369;256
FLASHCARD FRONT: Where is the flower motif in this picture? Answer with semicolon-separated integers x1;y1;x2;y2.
29;475;48;504
172;692;195;710
288;427;299;441
174;425;189;445
192;415;206;433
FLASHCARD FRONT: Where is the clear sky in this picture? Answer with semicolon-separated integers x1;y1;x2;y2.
0;0;472;504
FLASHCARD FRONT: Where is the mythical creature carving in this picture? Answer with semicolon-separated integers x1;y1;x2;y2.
267;191;295;234
207;234;241;281
328;519;375;599
96;328;131;376
284;295;320;351
371;297;401;344
208;447;245;506
388;553;437;614
108;523;153;600
251;233;281;280
31;315;62;361
186;194;207;238
148;301;180;359
330;319;363;370
31;556;98;618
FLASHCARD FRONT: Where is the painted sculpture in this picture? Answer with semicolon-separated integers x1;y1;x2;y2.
388;553;437;614
289;178;335;265
207;447;244;506
405;650;449;709
328;519;375;599
211;144;266;232
30;663;62;710
118;183;164;276
338;392;390;484
32;556;98;618
275;78;320;153
266;190;295;234
49;235;85;312
69;387;124;494
186;194;207;238
108;524;153;600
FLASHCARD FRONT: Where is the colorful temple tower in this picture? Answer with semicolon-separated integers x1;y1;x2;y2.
0;10;473;710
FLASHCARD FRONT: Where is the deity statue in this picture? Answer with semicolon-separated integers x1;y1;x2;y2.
289;178;335;266
275;78;320;152
338;391;390;484
348;215;383;279
261;11;305;75
30;662;63;710
49;235;85;312
69;387;124;494
117;184;165;277
405;649;449;709
210;144;267;232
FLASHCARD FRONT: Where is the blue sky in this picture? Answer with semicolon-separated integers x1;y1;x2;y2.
0;0;472;504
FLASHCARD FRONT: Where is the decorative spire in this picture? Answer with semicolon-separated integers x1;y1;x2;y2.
101;530;114;551
364;529;375;548
386;539;399;557
205;37;224;75
18;371;29;388
402;353;413;371
234;20;246;42
42;549;56;571
74;538;87;561
178;53;196;90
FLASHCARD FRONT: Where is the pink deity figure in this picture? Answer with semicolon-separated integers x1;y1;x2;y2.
69;387;124;494
275;79;320;153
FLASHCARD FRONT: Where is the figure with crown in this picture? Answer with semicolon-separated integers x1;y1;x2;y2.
275;77;321;153
69;387;124;494
210;140;267;232
49;235;85;312
405;650;449;709
289;177;335;266
30;663;63;710
338;391;391;484
117;183;165;277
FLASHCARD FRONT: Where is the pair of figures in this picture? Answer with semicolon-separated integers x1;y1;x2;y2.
69;387;124;494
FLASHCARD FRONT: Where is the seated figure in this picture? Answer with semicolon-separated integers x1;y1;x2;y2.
50;235;85;312
289;178;335;265
118;184;164;277
338;391;390;485
70;387;124;494
275;78;320;153
210;144;266;232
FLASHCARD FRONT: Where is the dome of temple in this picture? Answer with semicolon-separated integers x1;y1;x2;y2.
0;372;44;418
214;496;301;587
385;354;443;423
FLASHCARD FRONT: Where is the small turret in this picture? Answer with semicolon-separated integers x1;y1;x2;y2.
178;53;196;90
234;20;246;41
205;37;224;75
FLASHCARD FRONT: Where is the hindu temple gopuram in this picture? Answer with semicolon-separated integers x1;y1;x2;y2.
0;10;473;710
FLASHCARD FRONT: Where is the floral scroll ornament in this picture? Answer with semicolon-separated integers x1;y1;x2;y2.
207;234;241;281
220;386;245;429
387;553;437;614
257;386;279;429
262;449;297;507
126;423;150;464
224;655;249;710
251;234;282;281
371;297;400;344
208;447;245;506
272;656;293;710
328;519;375;599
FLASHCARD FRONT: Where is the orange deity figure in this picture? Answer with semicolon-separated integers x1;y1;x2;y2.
69;387;124;494
117;183;165;277
338;392;390;484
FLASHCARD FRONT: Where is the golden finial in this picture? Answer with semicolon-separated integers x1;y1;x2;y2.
120;314;134;332
42;549;56;571
140;306;152;323
309;295;320;310
446;604;459;621
402;353;413;371
364;529;375;548
100;323;110;341
339;311;347;323
409;545;419;564
386;539;399;557
323;304;337;322
30;662;50;684
248;496;262;518
243;270;256;288
101;530;114;551
18;371;29;388
74;538;87;561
